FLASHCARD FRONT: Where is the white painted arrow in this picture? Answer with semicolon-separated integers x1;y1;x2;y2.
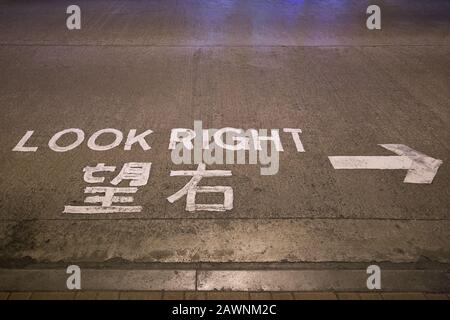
328;144;443;184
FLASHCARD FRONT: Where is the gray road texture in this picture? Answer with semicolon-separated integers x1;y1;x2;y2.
0;0;449;286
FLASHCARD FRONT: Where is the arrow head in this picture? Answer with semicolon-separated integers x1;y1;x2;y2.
379;144;443;184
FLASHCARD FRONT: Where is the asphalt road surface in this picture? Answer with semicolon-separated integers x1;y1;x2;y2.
0;0;449;292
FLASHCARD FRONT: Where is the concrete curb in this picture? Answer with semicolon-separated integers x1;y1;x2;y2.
0;268;448;292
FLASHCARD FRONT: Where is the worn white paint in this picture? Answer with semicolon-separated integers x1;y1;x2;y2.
329;144;443;184
12;130;38;152
83;163;116;184
64;185;142;214
249;129;284;151
65;162;153;214
169;126;297;153
213;127;248;151
167;163;233;212
170;169;232;177
186;186;233;212
87;128;123;151
83;186;137;206
18;129;154;152
63;205;142;214
283;128;305;152
110;162;152;187
14;126;305;156
169;128;195;150
48;128;85;152
124;129;153;151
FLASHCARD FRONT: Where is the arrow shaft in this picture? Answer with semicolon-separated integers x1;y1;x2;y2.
329;156;412;170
